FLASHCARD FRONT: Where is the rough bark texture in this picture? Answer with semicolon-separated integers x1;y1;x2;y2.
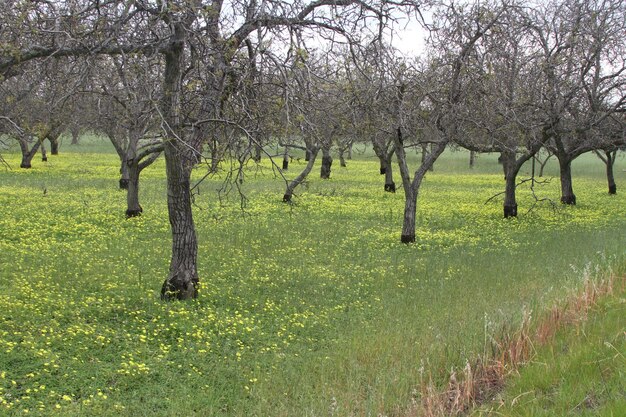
160;32;199;301
558;158;576;205
320;148;332;179
305;149;311;162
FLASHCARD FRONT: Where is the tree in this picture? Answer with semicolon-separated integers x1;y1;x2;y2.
1;0;418;299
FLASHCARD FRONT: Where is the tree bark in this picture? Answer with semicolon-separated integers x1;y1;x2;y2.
49;133;60;155
125;158;143;217
469;150;476;168
282;147;289;170
500;151;518;217
160;30;199;301
558;157;576;205
320;147;332;179
119;156;130;189
400;187;416;243
503;172;518;218
283;147;319;202
19;136;43;168
604;151;617;194
384;152;395;193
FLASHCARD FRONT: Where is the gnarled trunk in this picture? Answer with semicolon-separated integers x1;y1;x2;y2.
160;32;199;301
41;143;48;162
160;142;198;300
320;147;332;179
19;136;43;169
558;157;576;205
283;147;319;202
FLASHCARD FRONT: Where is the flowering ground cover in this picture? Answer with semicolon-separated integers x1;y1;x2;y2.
0;139;624;416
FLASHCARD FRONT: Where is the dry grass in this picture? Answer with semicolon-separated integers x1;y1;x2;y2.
408;273;625;417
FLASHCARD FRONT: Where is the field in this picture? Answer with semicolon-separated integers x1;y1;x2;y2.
0;137;625;416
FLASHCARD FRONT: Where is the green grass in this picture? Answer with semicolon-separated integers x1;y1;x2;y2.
472;288;626;417
0;137;625;416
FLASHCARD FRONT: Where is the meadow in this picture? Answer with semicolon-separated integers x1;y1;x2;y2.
0;136;625;416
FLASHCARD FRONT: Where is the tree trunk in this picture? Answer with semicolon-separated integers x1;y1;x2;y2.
558;157;576;205
339;149;347;167
160;31;199;301
379;157;387;175
384;153;395;193
320;147;332;179
19;136;42;169
41;143;48;162
70;127;80;145
283;147;319;202
119;156;130;189
125;158;142;217
501;152;518;217
253;143;262;163
305;148;311;162
400;188;416;243
605;151;617;194
49;134;60;155
160;143;198;300
503;171;518;218
282;147;289;170
469;150;476;169
347;142;353;160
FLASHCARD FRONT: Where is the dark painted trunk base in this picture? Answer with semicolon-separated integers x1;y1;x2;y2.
504;204;518;218
380;167;386;175
119;179;129;189
560;195;576;205
609;184;616;194
282;160;288;170
384;182;396;193
283;194;292;203
20;163;32;169
126;207;143;218
42;156;47;162
401;234;416;244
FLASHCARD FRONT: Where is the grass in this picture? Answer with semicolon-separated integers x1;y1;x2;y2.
0;135;625;416
471;280;626;417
